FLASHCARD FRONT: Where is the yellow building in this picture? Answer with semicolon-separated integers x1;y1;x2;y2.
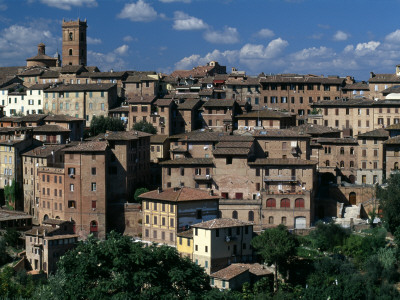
176;228;193;259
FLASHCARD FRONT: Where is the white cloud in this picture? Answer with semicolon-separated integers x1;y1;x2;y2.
385;29;400;43
175;49;237;70
40;0;97;10
333;30;349;41
203;26;239;44
117;0;157;22
115;44;129;55
160;0;190;2
88;45;131;71
255;28;274;39
173;11;208;31
87;37;101;45
123;35;138;42
291;46;333;61
354;41;381;56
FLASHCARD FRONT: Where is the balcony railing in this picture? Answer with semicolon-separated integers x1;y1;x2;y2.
193;174;212;181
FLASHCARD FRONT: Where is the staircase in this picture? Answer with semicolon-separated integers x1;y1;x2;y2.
335;205;366;227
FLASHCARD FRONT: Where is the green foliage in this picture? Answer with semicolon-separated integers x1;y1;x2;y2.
310;108;322;115
89;115;125;136
0;267;35;298
4;179;18;209
132;120;157;134
308;222;350;252
251;225;297;291
35;232;211;299
133;187;149;203
3;228;21;248
0;237;10;266
377;173;400;233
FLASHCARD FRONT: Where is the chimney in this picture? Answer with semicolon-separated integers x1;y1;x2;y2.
370;72;375;79
38;43;45;56
157;187;162;194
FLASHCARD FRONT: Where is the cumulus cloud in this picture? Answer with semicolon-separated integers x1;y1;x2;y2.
173;11;208;31
118;0;157;22
333;30;350;41
0;22;57;65
160;0;190;2
88;45;131;71
40;0;97;10
291;46;334;61
87;37;101;45
255;28;274;39
385;29;400;43
123;35;138;42
203;26;239;44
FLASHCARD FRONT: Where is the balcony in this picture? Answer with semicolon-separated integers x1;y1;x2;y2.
263;175;298;182
193;174;212;181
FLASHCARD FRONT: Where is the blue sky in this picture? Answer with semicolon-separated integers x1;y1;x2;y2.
1;0;400;80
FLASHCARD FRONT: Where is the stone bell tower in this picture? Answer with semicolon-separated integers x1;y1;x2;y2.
62;18;87;66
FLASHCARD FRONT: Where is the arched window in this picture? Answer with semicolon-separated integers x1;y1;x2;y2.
268;216;274;224
248;211;254;222
69;49;73;56
326;160;330;167
266;198;276;208
43;214;49;221
69;32;73;41
395;162;399;170
295;198;305;208
280;199;290;208
340;147;344;155
90;220;98;237
350;161;354;168
281;216;287;225
340;161;344;168
232;211;238;219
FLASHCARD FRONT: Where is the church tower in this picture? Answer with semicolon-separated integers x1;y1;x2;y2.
62;18;87;66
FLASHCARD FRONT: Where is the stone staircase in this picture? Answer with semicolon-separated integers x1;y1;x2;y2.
335;205;366;227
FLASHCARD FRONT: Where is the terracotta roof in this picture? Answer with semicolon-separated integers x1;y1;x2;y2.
40;70;60;78
176;131;225;142
32;124;70;133
342;82;369;90
213;148;250;156
237;110;292;119
232;263;272;276
178;99;202;110
28;83;52;90
45;83;116;92
250;129;311;138
22;144;67;157
104;130;151;140
220;135;254;142
60;65;87;74
154;98;174;106
42;219;70;226
124;74;158;83
192;218;252;229
150;135;169;143
18;68;45;76
369;74;400;83
356;129;389;138
290;124;340;135
44;114;85;122
140;187;220;202
26;54;57;62
19;114;47;122
88;71;127;78
25;226;59;236
202;99;236;107
159;158;213;165
108;106;129;113
260;74;345;84
225;77;260;86
198;89;213;96
210;264;249;280
386;123;400;130
0;116;21;122
216;141;253;148
248;158;317;166
177;228;193;238
0;208;32;221
126;95;156;104
384;136;400;145
63;141;108;152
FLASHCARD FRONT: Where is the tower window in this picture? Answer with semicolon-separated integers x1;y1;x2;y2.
69;49;72;56
69;32;73;41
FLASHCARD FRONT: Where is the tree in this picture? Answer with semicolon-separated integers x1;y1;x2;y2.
251;225;297;291
133;187;149;203
0;237;9;266
377;173;400;233
89;115;125;136
3;228;21;248
308;222;349;252
35;232;211;299
132;120;157;134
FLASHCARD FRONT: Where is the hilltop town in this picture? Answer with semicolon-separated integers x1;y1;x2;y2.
1;18;400;298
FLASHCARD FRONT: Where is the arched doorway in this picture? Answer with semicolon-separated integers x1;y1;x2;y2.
43;214;49;221
349;192;357;205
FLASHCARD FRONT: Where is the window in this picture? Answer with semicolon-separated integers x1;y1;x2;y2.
248;211;254;221
154;216;157;225
281;217;287;225
295;198;305;208
170;218;174;227
226;157;232;164
232;211;238;219
70;184;74;191
68;200;76;208
68;168;75;175
91;182;96;191
145;215;149;224
266;198;276;207
280;199;290;208
196;209;202;219
180;167;184;176
91;167;96;175
205;246;208;253
340;147;345;155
